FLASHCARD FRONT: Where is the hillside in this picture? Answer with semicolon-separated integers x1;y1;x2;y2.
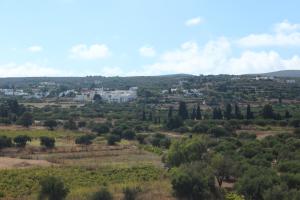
261;70;300;77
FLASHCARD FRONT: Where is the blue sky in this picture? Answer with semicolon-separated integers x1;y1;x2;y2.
0;0;300;77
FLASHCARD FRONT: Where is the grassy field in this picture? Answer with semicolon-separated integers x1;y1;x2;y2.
0;129;83;139
0;165;166;199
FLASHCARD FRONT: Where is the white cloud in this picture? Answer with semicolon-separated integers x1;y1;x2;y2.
141;38;299;75
27;45;43;53
238;20;300;47
185;17;204;27
0;62;63;77
70;44;110;60
139;46;156;57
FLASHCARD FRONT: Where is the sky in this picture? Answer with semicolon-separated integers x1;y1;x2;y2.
0;0;300;77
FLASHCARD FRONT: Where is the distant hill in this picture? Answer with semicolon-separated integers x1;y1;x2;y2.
261;70;300;77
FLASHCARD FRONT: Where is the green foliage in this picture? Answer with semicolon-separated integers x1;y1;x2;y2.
0;165;161;198
18;112;33;127
38;176;69;200
0;136;12;149
122;129;136;140
107;134;121;145
92;123;110;135
166;137;207;167
178;101;189;120
166;116;183;130
235;167;280;200
75;135;95;145
13;135;31;147
90;187;113;200
225;192;245;200
40;136;55;148
208;126;230;137
43;119;58;130
149;133;171;149
122;186;141;200
171;162;220;200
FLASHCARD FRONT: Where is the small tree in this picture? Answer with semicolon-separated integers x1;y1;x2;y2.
0;136;12;149
13;135;31;147
91;187;113;200
246;104;254;119
122;129;136;140
44;120;58;131
19;112;33;127
211;154;234;187
196;104;202;120
38;176;69;200
107;134;121;145
262;104;274;119
224;104;233;120
75;135;95;145
40;137;55;148
123;186;141;200
178;101;189;120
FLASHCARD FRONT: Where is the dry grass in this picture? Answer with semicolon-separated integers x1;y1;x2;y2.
0;157;55;169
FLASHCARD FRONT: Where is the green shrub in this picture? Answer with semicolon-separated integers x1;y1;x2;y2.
13;135;31;147
38;176;69;200
122;186;141;200
90;187;113;200
40;137;55;148
107;134;121;145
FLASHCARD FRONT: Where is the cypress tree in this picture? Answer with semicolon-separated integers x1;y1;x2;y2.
224;104;232;120
178;101;189;120
196;104;202;120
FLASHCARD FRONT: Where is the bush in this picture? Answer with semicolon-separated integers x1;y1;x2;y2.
122;129;136;140
92;123;110;135
63;119;77;130
192;123;209;133
171;162;220;200
290;119;300;128
90;187;113;200
78;121;87;128
208;126;230;137
0;136;12;149
122;186;141;200
13;135;31;147
166;116;183;130
18;112;33;127
40;137;55;148
38;176;69;200
150;133;171;148
136;134;147;144
44;120;58;130
75;135;95;145
107;134;121;145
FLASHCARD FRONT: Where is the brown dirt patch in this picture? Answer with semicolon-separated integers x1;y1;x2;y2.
0;157;56;169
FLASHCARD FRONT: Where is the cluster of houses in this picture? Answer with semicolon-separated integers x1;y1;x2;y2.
162;88;203;97
73;87;138;103
0;80;138;103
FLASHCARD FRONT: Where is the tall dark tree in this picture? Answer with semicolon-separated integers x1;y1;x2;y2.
196;104;202;120
224;104;232;120
168;106;173;119
262;104;274;119
213;107;223;120
234;103;243;119
142;110;146;121
285;110;292;119
19;112;33;127
178;101;189;120
191;107;197;120
246;104;254;119
148;112;153;121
